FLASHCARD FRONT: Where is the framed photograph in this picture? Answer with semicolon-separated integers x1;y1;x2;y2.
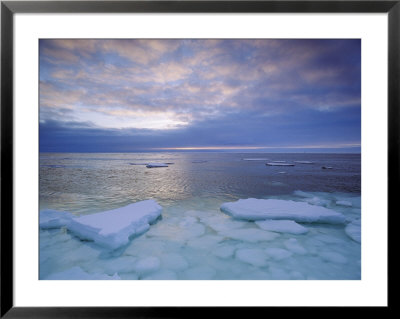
1;0;395;316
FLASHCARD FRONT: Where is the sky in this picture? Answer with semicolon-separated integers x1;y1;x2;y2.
39;39;361;153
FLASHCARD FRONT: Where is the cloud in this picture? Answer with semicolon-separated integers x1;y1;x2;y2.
39;39;361;151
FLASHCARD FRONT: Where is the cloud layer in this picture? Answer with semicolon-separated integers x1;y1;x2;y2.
39;39;361;152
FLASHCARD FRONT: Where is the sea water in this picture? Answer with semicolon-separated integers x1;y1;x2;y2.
39;152;361;280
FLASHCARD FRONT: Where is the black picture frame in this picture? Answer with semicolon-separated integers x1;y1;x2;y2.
1;0;396;317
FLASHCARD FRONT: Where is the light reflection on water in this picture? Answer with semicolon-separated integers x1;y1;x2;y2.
40;152;360;214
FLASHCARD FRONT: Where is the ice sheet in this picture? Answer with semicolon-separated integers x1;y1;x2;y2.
67;200;162;249
221;198;346;224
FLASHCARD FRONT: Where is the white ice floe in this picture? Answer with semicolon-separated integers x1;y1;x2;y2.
242;158;269;161
235;248;268;267
45;266;120;280
265;248;292;260
345;219;361;243
255;220;309;234
220;198;346;224
294;161;314;164
266;162;294;166
146;163;168;168
40;210;75;229
336;200;353;207
67;200;162;250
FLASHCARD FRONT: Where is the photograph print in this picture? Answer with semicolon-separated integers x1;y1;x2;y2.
39;39;361;280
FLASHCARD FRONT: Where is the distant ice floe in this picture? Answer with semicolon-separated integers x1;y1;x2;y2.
40;200;162;250
345;219;361;243
266;163;295;166
242;158;269;161
321;166;333;169
220;198;346;224
294;161;314;164
255;220;309;234
146;163;169;168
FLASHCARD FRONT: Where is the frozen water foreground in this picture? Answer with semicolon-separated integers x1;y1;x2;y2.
40;192;361;280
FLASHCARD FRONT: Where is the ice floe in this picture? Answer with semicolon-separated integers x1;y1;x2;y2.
160;253;189;271
67;200;162;250
265;248;293;260
134;256;161;275
219;228;279;242
320;251;348;264
345;219;361;243
45;266;120;280
235;248;268;267
255;220;309;234
212;244;236;259
143;269;178;280
242;158;269;161
266;162;295;166
294;161;314;164
146;163;168;168
284;238;308;255
182;266;217;279
336;200;353;207
40;210;74;229
220;198;346;224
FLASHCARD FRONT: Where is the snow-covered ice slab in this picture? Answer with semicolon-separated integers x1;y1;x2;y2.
146;163;168;168
67;200;162;250
345;219;361;243
255;220;309;234
221;198;346;224
266;162;294;166
40;210;75;229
